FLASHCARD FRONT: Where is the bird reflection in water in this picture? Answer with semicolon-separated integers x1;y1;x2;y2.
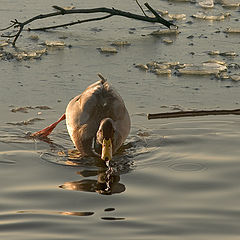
59;167;125;195
60;169;125;195
58;148;132;195
18;210;94;217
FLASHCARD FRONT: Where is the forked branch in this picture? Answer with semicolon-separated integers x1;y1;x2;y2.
0;2;176;46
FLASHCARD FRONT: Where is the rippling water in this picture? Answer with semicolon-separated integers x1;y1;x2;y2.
1;0;240;239
1;116;240;239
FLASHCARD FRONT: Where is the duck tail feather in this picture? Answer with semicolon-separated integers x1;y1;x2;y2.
97;73;107;84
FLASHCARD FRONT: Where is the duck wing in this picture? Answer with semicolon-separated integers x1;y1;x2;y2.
66;80;105;156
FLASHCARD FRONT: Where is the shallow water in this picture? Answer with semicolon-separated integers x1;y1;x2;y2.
1;0;240;239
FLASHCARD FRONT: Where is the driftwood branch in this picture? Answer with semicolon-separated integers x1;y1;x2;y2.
148;109;240;120
0;3;175;46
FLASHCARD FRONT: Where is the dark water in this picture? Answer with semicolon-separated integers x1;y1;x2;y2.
1;0;240;239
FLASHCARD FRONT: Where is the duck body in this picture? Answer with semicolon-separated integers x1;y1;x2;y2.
65;78;130;159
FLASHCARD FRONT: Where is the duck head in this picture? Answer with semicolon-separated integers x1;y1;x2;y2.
96;118;115;161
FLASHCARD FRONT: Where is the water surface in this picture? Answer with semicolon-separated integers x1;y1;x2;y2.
1;0;240;239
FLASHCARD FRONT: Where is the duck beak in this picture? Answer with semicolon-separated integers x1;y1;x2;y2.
101;138;112;161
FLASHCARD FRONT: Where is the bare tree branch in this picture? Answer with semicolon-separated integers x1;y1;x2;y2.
144;3;176;29
148;109;240;120
0;3;175;46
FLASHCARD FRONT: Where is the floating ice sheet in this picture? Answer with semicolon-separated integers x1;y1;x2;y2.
135;59;239;79
192;12;231;20
224;28;240;34
150;29;180;36
7;118;44;126
0;48;47;61
220;0;240;8
198;0;214;8
154;69;172;75
44;40;66;47
98;47;118;54
168;14;186;20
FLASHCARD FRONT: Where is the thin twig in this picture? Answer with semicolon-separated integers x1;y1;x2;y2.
136;0;148;17
148;109;240;120
28;14;113;31
0;22;17;31
1;34;18;38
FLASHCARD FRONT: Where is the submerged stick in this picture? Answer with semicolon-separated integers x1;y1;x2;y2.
148;109;240;119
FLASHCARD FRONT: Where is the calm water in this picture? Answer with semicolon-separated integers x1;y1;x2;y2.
1;0;240;239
